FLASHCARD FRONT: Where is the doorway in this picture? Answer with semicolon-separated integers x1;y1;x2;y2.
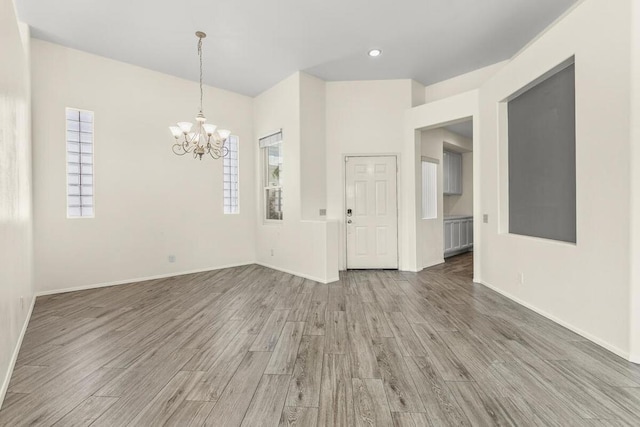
345;155;398;269
420;119;474;271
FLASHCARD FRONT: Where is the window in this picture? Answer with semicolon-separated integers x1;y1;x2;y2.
421;158;438;219
508;60;576;243
223;135;239;214
66;108;94;218
259;131;283;221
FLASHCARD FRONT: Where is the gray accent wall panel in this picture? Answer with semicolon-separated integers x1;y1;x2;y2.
508;64;576;243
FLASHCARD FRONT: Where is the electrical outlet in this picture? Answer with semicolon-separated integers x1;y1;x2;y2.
483;214;489;223
168;255;176;263
319;209;327;216
270;249;274;257
518;272;525;285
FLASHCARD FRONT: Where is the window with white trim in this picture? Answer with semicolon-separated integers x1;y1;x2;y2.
259;131;283;221
421;158;437;219
223;135;239;214
66;108;94;218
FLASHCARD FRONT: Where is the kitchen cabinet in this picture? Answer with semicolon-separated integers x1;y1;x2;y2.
443;150;462;195
444;216;473;257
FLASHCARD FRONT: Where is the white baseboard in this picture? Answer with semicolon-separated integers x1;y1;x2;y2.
35;262;255;297
256;262;338;284
423;258;445;270
479;279;632;362
0;295;36;410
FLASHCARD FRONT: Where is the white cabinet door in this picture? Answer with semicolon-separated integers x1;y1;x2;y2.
452;221;461;250
443;151;450;194
460;220;468;248
453;152;463;195
443;150;462;195
444;221;453;251
451;153;458;195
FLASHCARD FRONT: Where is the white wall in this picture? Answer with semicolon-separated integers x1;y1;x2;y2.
31;40;256;294
0;0;33;406
630;0;640;364
424;61;508;103
300;73;327;220
325;79;414;269
479;0;633;358
419;129;445;268
254;72;338;283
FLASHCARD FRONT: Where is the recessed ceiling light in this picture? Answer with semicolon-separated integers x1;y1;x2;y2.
368;49;382;57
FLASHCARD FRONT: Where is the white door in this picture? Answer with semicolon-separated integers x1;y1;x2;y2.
345;156;398;269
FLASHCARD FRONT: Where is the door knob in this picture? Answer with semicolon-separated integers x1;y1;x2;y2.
347;219;352;224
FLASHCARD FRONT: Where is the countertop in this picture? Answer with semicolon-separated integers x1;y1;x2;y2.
444;214;473;220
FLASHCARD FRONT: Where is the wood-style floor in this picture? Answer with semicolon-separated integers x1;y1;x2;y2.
2;253;640;426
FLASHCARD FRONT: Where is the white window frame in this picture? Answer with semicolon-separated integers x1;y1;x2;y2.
259;130;283;223
223;135;239;214
66;107;95;219
421;157;438;220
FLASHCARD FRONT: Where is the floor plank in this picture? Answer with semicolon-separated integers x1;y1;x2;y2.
250;309;291;352
203;351;272;427
129;371;203;425
352;378;393;426
279;406;318;427
186;332;257;402
304;301;327;336
318;353;354;427
404;356;470;426
241;374;291;427
52;396;119;427
286;335;324;407
164;400;216;427
265;322;305;375
326;310;348;354
372;337;425;413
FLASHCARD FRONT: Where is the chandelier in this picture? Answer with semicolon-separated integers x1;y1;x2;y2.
169;31;231;160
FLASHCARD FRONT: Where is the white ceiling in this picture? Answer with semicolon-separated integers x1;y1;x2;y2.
16;0;577;96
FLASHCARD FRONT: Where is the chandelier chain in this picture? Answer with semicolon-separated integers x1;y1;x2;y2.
198;36;203;113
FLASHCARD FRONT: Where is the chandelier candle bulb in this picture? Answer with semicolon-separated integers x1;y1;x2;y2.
169;31;233;160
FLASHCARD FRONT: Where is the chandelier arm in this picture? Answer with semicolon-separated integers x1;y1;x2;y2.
182;140;194;153
172;144;189;155
208;143;224;159
208;147;222;159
